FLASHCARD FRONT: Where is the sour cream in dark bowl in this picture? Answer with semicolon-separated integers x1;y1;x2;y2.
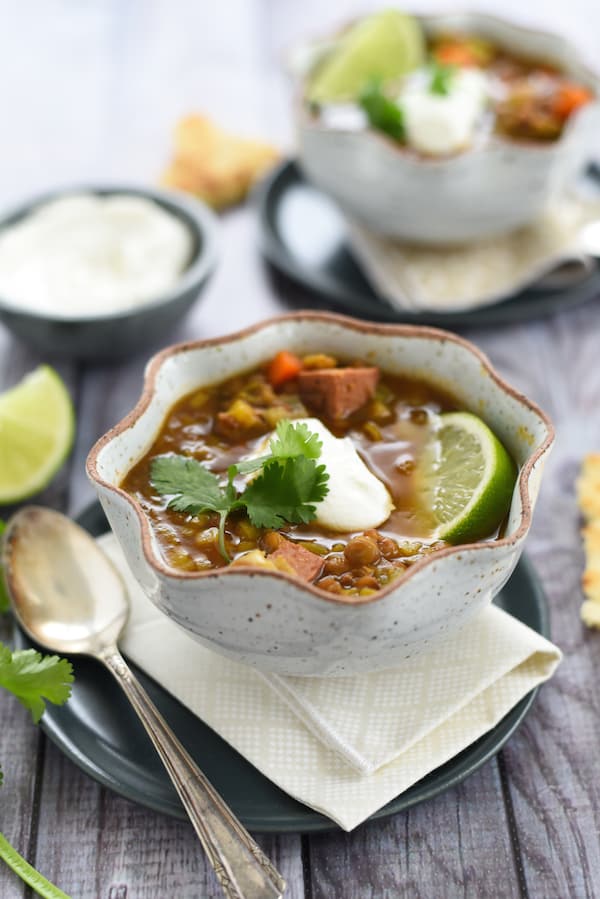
0;185;219;359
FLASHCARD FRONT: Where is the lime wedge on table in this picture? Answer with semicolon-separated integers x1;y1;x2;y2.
307;10;425;103
0;366;75;504
419;412;518;544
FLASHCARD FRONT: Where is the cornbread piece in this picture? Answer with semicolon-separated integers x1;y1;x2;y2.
577;453;600;521
161;115;279;210
298;367;379;420
577;455;600;629
269;538;323;582
581;600;600;629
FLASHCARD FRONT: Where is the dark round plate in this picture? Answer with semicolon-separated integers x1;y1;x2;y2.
13;502;549;833
256;160;600;328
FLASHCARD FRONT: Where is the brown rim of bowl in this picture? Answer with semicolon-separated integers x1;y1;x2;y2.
296;9;600;159
86;310;555;607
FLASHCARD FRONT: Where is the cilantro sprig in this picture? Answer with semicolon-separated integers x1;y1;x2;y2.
430;62;455;96
0;641;73;793
151;419;330;561
0;642;73;726
359;76;405;141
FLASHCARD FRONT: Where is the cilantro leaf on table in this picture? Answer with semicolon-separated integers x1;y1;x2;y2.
150;419;330;562
359;77;405;141
0;642;73;723
243;457;329;528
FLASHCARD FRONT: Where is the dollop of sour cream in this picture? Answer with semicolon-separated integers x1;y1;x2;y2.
248;418;394;532
0;194;193;317
400;68;489;156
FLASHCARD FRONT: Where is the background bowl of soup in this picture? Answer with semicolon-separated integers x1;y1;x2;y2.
87;312;554;677
295;12;600;245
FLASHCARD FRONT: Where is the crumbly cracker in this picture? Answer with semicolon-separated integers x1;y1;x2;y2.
161;115;279;210
581;601;600;629
577;453;600;522
577;456;600;628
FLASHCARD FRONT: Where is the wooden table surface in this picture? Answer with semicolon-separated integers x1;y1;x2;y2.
1;1;600;896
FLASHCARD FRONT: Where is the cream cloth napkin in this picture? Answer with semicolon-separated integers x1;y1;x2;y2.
100;534;561;831
347;196;600;313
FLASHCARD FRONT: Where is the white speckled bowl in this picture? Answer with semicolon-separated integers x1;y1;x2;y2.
296;13;600;245
87;313;554;676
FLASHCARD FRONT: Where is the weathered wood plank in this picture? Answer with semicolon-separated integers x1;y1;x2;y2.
306;763;522;899
0;618;41;899
472;305;600;899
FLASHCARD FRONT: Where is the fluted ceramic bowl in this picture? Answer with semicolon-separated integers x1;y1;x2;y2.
296;12;600;244
87;312;554;676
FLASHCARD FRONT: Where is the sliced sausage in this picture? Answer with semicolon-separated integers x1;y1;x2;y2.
269;538;323;582
298;367;379;419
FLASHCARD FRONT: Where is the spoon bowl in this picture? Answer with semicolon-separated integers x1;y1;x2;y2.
3;506;128;655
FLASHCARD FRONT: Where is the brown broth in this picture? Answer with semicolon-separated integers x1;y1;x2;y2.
122;361;460;595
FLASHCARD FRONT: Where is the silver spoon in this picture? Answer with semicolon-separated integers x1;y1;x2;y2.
2;506;285;899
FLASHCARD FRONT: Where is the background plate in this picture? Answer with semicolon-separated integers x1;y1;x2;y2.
13;502;549;833
257;161;600;329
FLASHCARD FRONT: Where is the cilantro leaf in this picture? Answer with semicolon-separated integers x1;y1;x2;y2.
430;62;455;96
359;77;405;141
151;455;230;515
243;457;329;529
150;421;330;561
0;641;73;723
269;419;323;460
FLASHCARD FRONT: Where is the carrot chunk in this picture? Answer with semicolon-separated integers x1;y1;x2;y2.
552;83;593;120
267;351;303;388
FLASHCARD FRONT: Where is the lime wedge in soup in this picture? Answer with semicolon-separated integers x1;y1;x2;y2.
307;10;425;103
0;366;75;504
418;412;517;544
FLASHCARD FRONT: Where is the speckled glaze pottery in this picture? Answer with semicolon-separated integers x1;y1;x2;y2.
87;312;554;677
296;13;600;245
0;185;219;359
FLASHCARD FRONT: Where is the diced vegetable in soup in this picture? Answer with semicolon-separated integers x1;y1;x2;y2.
305;12;595;156
121;353;517;597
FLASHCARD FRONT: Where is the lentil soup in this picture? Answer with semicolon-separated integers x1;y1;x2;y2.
122;351;503;597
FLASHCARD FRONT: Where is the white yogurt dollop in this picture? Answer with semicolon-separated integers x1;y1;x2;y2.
400;68;489;156
248;418;394;532
0;194;193;317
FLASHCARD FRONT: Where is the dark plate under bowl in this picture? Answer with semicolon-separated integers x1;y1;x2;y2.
12;502;550;833
256;160;600;328
0;186;219;359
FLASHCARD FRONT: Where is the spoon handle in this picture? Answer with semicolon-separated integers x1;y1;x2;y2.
99;646;285;899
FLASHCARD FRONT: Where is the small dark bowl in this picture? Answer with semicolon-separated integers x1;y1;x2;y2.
0;185;219;359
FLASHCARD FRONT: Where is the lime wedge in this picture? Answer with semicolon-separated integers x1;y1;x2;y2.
307;10;425;103
419;412;517;544
0;366;75;504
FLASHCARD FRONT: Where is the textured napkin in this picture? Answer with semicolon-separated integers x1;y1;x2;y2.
100;535;561;831
347;195;600;312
